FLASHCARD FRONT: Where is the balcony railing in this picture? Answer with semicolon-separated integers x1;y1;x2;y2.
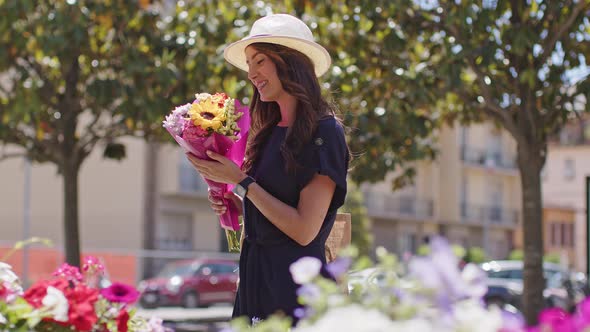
363;190;434;220
460;146;517;170
460;201;519;227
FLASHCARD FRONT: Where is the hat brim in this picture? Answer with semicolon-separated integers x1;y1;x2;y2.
223;35;331;77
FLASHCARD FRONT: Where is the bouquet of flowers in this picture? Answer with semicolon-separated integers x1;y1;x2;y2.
163;92;250;251
0;257;170;332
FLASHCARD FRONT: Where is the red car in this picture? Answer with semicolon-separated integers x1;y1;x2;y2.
138;258;239;308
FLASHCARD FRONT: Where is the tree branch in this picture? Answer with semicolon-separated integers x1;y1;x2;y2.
455;88;522;142
536;0;589;67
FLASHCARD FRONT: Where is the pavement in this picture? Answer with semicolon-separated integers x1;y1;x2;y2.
137;305;233;332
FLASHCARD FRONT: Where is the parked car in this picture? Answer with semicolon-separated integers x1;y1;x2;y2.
481;260;587;312
138;258;239;309
347;267;387;294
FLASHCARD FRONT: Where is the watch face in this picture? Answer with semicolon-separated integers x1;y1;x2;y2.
236;185;246;198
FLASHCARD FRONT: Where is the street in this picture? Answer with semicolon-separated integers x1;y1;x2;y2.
137;305;233;332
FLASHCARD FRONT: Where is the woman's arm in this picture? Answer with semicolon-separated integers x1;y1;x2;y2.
245;174;335;246
186;151;336;246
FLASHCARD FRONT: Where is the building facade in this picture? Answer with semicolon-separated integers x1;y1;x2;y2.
364;122;521;260
539;117;590;272
0;137;228;283
1;120;529;282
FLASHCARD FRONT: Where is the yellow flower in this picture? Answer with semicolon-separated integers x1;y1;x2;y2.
188;94;227;131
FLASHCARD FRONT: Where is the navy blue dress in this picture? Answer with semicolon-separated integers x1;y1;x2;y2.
232;116;349;324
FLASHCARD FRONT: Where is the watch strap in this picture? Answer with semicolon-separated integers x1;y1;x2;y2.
238;176;256;192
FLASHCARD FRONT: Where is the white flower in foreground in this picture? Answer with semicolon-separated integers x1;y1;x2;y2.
453;299;503;332
388;318;434;332
42;286;69;322
290;257;322;284
294;304;401;332
0;262;19;284
0;312;6;324
148;317;168;332
461;263;489;299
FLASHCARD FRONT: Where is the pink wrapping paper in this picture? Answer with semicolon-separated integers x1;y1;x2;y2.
166;101;250;231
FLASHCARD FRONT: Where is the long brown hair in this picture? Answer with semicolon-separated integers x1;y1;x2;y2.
242;42;336;174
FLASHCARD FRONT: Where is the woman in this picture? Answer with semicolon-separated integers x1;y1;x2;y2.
187;13;349;325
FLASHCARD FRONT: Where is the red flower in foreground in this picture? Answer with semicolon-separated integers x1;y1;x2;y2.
25;279;100;331
66;283;99;331
100;282;140;304
23;279;69;308
117;309;130;332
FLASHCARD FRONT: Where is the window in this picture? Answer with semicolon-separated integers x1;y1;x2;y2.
489;179;503;223
156;214;193;250
562;223;574;248
486;128;502;167
399;233;417;255
551;223;560;246
550;221;575;248
564;159;575;180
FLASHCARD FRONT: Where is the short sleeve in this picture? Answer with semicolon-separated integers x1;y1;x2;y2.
296;118;349;211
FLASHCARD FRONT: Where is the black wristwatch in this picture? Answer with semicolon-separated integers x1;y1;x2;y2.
232;176;255;200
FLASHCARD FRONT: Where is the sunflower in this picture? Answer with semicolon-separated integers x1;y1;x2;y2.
188;94;228;131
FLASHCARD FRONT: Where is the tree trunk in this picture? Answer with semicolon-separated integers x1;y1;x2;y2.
517;142;545;325
63;158;81;267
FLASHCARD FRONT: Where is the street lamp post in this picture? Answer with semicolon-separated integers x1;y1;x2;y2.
23;157;31;287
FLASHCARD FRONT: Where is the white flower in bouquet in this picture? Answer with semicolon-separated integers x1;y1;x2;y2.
42;286;69;322
290;257;322;284
162;103;191;136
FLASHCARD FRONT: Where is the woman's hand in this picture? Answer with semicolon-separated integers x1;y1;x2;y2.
186;150;246;185
209;190;243;216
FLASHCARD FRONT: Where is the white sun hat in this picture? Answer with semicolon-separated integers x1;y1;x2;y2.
223;14;331;77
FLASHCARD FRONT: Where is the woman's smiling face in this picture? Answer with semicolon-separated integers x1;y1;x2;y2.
245;46;286;102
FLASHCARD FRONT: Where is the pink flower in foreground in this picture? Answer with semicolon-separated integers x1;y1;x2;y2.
100;282;140;304
53;263;83;283
82;256;104;275
537;307;575;332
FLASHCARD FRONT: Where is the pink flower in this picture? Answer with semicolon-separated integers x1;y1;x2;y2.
82;256;104;275
100;282;140;304
182;121;209;139
538;307;575;332
53;263;83;283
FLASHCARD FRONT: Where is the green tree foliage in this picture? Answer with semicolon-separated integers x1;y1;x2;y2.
465;246;487;264
509;249;524;261
380;0;589;323
0;0;181;266
164;0;438;188
340;182;373;257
